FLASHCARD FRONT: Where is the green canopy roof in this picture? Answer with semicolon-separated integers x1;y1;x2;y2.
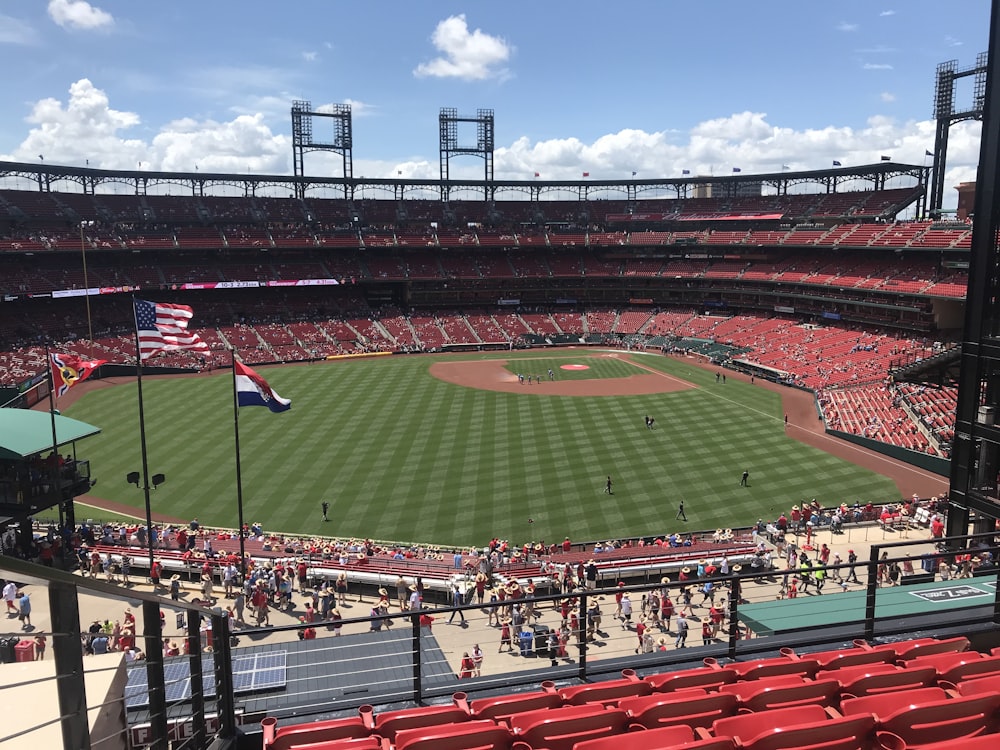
0;409;101;460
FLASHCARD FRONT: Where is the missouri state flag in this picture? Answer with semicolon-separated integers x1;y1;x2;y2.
234;361;291;413
51;352;107;399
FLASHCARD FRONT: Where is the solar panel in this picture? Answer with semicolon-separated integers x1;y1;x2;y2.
251;651;287;691
125;649;287;710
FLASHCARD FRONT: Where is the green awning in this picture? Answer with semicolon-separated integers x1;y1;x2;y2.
0;409;101;460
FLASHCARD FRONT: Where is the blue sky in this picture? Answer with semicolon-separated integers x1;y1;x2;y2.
0;1;990;203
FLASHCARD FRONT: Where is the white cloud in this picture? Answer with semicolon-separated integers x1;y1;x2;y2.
47;0;114;30
0;14;39;45
864;63;894;70
880;92;896;102
945;35;963;47
879;10;896;17
0;78;288;174
414;14;512;81
0;82;979;210
152;114;288;174
302;51;318;62
344;99;375;117
837;22;859;32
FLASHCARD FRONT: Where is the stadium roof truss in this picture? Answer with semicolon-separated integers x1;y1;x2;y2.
0;159;929;209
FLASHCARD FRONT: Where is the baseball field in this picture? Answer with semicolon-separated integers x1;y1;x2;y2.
63;350;909;546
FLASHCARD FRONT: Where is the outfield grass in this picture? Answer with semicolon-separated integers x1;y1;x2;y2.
64;351;900;546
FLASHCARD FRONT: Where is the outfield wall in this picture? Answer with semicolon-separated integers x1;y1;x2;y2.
827;427;950;476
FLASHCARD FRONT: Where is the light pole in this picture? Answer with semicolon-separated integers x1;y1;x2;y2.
127;470;166;576
79;221;95;351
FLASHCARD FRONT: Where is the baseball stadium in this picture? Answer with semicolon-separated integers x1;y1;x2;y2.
3;17;1000;750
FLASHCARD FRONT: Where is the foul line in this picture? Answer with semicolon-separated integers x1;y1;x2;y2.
625;353;948;488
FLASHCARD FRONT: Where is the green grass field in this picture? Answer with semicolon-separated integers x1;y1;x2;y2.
64;351;900;546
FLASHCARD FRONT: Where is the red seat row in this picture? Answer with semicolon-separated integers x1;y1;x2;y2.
261;636;1000;750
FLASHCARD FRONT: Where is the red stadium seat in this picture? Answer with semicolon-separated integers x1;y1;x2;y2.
737;714;883;750
857;692;1000;747
712;705;831;742
786;646;895;671
958;673;1000;697
644;666;739;693
507;704;628;750
362;704;470;742
914;734;1000;750
894;636;970;661
574;725;737;750
303;740;380;750
262;715;369;750
909;653;1000;686
840;686;950;717
559;676;653;705
457;689;563;720
830;665;937;698
728;656;822;681
393;719;513;750
718;677;842;712
619;691;738;730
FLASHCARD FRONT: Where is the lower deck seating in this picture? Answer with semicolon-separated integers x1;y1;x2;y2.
261;636;1000;750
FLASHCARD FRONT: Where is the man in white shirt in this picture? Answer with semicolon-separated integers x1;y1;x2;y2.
2;580;17;613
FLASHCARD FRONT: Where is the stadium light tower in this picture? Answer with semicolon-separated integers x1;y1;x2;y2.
929;53;987;215
291;100;353;200
439;107;494;201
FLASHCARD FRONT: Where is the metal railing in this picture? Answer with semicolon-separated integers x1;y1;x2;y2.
2;530;999;749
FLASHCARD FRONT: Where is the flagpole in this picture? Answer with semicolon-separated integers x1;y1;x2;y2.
231;348;247;577
132;298;157;577
44;344;65;531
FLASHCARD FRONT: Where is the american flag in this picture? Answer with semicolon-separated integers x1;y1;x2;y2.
134;299;208;361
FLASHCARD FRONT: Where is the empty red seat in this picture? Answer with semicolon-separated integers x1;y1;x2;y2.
728;657;822;681
559;676;653;705
644;666;738;693
840;686;950;718
718;677;842;712
365;705;470;742
911;653;1000;686
575;724;737;750
393;719;513;750
912;733;1000;750
303;740;380;750
738;714;882;750
893;636;970;661
458;689;563;720
619;691;738;730
958;673;1000;697
711;705;830;743
263;716;369;750
856;692;1000;747
507;704;628;750
789;646;895;671
824;664;937;698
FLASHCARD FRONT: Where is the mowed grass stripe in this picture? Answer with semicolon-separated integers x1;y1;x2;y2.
66;352;901;545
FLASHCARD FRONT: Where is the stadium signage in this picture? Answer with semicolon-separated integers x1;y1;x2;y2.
908;584;990;603
498;298;521;305
266;279;341;287
52;285;139;298
129;712;250;746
